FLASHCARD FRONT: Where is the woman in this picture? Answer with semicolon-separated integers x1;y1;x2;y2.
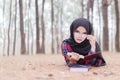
61;18;106;67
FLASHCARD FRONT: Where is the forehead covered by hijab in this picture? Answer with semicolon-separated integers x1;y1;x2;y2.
70;18;93;38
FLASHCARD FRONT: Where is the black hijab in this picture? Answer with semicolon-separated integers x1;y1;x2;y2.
64;18;98;56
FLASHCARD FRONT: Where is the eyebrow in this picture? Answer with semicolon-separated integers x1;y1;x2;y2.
74;30;87;34
74;30;79;32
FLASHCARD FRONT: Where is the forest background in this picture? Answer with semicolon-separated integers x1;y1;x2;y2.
0;0;120;56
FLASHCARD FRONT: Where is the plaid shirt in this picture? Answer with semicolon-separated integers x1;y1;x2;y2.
61;41;73;65
61;41;103;67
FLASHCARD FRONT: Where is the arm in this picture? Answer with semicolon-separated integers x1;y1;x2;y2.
61;41;84;66
86;35;96;52
61;41;74;66
87;42;106;66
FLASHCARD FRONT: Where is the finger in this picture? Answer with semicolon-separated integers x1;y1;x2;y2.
87;35;95;41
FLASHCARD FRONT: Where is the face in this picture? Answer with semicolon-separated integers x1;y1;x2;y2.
73;26;87;43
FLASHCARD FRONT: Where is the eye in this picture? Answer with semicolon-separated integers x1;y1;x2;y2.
81;34;87;38
74;32;79;37
74;30;79;33
83;32;87;34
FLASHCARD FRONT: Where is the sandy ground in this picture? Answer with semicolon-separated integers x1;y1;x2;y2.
0;52;120;80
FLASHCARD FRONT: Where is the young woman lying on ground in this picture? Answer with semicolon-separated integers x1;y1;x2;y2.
61;18;106;67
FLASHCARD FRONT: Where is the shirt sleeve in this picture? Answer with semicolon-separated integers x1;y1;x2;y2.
87;49;106;67
61;41;73;66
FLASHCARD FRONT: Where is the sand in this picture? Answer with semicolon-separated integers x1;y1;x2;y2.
0;52;120;80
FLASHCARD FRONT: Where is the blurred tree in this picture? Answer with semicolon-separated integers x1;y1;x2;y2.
51;0;54;54
54;0;59;54
102;0;109;51
97;0;101;46
80;0;84;17
60;0;63;52
19;0;26;54
31;25;34;54
7;0;12;56
2;0;6;56
87;0;94;23
114;0;120;52
41;0;45;53
35;0;41;53
13;0;17;55
27;0;31;54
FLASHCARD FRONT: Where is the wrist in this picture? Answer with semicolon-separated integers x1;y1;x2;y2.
90;50;95;54
79;55;84;59
91;45;95;52
91;48;95;52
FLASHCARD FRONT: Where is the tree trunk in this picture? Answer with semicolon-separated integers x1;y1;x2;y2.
55;25;59;54
35;0;41;53
13;0;17;55
60;1;63;45
30;3;33;54
31;27;34;54
41;0;45;53
97;0;101;45
51;0;54;54
19;0;26;54
87;0;94;23
27;0;31;54
114;0;120;52
54;1;59;54
87;8;89;20
3;0;6;56
102;0;109;51
30;2;33;54
7;0;12;56
97;0;103;50
81;0;84;17
59;1;63;53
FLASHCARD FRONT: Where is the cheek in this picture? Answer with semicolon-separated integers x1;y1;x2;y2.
73;35;78;43
73;33;80;39
73;33;77;39
73;34;79;41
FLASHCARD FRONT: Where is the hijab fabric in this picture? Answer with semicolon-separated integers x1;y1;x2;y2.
65;18;96;56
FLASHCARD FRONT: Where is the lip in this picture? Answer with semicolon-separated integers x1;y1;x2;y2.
77;39;82;41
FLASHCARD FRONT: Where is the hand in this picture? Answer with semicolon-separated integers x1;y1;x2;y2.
87;35;96;52
67;52;84;61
